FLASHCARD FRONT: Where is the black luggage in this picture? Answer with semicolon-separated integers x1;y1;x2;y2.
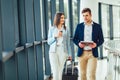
62;60;78;80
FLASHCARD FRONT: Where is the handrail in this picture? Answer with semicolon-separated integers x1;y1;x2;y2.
104;40;120;80
1;39;72;62
103;40;120;56
2;51;14;62
2;40;43;62
15;46;24;53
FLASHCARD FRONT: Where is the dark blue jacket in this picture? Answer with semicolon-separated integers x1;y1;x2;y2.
73;22;104;57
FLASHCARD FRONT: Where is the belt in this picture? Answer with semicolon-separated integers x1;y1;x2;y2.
56;44;63;47
84;50;92;52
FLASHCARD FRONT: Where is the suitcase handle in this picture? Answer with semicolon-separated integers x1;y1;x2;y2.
65;59;74;75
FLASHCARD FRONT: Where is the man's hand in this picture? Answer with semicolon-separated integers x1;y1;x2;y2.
89;42;96;48
79;42;85;48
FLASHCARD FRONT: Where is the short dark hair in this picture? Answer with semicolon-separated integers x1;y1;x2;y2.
82;8;91;14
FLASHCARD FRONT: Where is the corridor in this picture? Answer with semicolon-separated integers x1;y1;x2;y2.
0;0;120;80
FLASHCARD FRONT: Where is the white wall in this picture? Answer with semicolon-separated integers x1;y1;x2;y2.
98;0;120;6
80;0;120;23
80;0;99;23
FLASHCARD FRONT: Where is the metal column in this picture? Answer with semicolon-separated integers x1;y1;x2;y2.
68;0;75;60
1;0;17;80
41;0;51;75
51;0;56;25
59;0;64;12
0;0;4;79
109;5;113;40
34;0;44;79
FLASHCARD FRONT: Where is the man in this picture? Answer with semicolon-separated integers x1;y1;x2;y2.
73;8;104;80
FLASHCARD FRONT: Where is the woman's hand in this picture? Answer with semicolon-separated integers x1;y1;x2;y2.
67;56;72;60
54;31;63;38
58;31;63;37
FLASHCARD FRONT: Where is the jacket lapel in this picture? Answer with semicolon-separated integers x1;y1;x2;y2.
92;23;95;41
82;23;85;41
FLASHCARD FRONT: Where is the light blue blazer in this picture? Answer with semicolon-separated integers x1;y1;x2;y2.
47;26;71;56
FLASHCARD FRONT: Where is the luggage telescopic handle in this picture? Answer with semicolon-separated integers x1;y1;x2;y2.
65;59;74;75
72;61;74;75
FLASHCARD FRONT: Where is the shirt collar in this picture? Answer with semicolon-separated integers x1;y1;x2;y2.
84;21;94;26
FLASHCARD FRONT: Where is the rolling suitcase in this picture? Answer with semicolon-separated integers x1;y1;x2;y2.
62;60;78;80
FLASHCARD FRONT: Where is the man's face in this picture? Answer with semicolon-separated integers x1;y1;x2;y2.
82;12;92;23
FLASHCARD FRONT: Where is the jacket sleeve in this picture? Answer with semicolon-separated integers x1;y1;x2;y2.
96;25;104;47
47;27;56;45
73;24;80;47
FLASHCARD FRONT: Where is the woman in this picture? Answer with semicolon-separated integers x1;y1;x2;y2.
47;12;71;80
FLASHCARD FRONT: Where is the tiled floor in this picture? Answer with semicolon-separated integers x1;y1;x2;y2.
48;59;108;80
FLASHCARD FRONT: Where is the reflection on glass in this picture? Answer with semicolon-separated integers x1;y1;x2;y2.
72;0;78;32
48;0;51;27
56;0;59;12
63;0;68;27
104;40;120;56
101;4;110;38
113;6;120;38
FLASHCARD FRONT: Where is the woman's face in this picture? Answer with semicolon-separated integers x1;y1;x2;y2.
60;15;65;25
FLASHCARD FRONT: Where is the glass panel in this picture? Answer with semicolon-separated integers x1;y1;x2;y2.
72;0;79;60
104;40;120;55
101;4;110;57
101;4;120;58
40;0;44;38
104;40;120;80
40;0;49;39
48;0;52;27
14;0;19;47
101;4;110;39
113;6;120;39
56;0;59;12
64;0;68;26
72;0;78;32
